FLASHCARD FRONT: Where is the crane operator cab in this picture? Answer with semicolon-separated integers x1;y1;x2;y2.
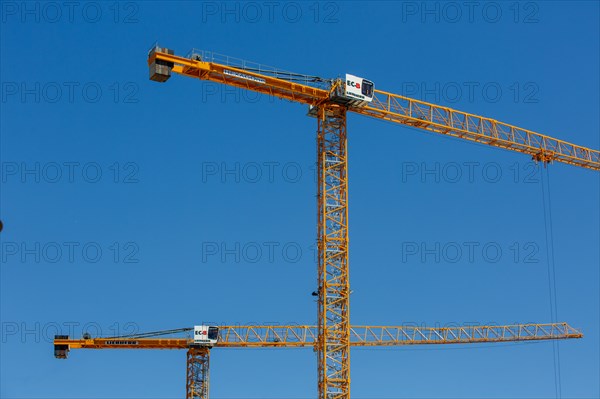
309;74;374;117
331;74;374;106
192;325;219;347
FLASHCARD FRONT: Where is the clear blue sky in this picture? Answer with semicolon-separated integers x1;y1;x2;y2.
1;1;599;398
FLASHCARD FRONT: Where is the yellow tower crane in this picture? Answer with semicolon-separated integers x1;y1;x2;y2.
54;45;599;398
55;323;582;398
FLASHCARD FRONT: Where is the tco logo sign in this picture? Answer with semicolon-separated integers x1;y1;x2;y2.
347;80;361;89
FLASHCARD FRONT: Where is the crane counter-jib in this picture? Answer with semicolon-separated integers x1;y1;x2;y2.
148;48;331;106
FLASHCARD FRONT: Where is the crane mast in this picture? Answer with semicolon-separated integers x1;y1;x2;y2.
53;45;598;399
187;348;210;399
317;105;351;397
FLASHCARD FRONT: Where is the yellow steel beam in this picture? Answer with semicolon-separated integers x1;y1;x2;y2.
148;51;330;106
349;323;583;346
149;48;599;171
54;322;582;351
317;105;351;398
356;90;600;170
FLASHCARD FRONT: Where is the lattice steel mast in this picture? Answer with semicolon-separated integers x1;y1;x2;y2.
317;105;351;397
53;45;599;398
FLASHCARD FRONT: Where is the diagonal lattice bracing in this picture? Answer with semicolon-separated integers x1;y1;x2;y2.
186;348;210;399
317;105;351;399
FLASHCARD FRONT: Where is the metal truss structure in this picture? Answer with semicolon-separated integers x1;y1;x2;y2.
55;323;583;397
52;46;598;399
186;348;210;399
317;104;351;398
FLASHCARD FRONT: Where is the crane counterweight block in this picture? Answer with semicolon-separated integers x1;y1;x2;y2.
54;335;70;359
149;46;175;82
